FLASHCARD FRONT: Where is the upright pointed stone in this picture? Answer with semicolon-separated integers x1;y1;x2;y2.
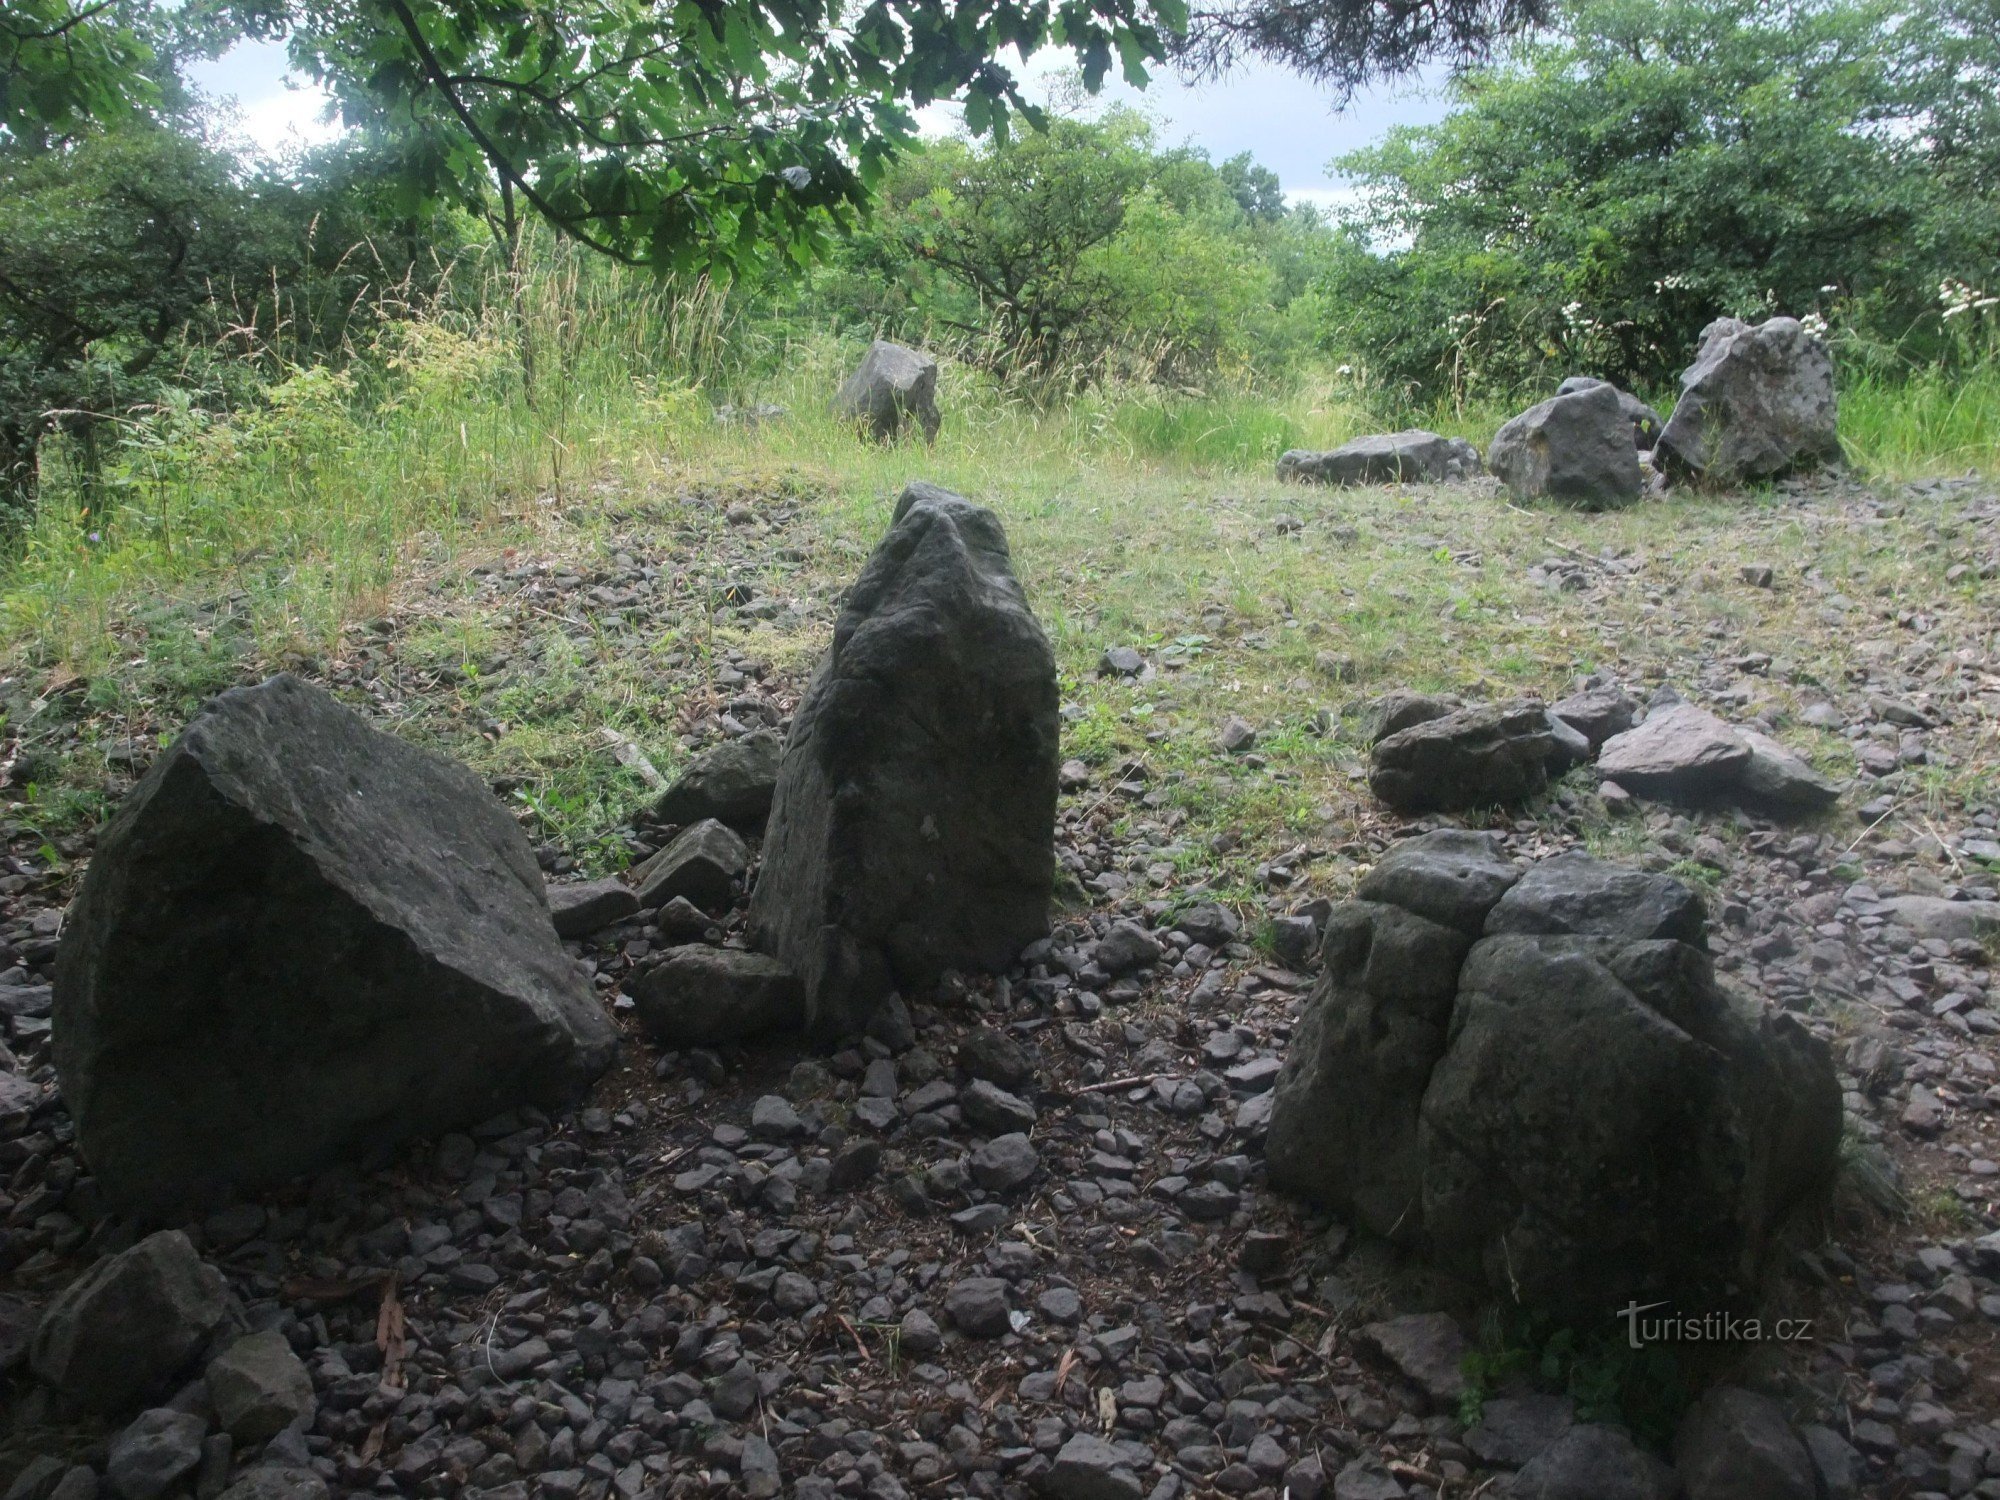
53;674;616;1213
750;484;1058;1040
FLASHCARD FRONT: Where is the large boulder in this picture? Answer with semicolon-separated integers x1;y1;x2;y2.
834;339;941;442
1487;384;1643;510
1267;834;1843;1321
52;675;617;1212
1655;316;1840;485
1557;375;1665;449
749;483;1059;1040
1277;430;1480;487
31;1230;235;1414
1368;699;1557;813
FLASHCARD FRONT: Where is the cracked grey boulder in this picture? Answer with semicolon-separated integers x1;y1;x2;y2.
1369;699;1556;813
652;730;783;832
632;946;804;1047
834;339;940;442
51;675;616;1213
1277;430;1479;486
206;1330;315;1444
750;485;1058;1040
1656;316;1840;485
1488;383;1643;510
31;1230;234;1415
1269;840;1843;1320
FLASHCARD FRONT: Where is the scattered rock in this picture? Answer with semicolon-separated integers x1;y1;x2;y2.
652;730;783;831
1465;1393;1575;1466
943;1277;1011;1338
215;1470;329;1500
1217;715;1258;754
630;817;747;910
1873;894;2000;944
632;945;803;1047
1656;316;1841;485
1277;431;1480;487
1369;699;1555;813
1095;921;1162;974
31;1230;234;1414
969;1132;1039;1192
1487;384;1643;510
834;339;941;442
750;484;1058;1040
51;674;616;1212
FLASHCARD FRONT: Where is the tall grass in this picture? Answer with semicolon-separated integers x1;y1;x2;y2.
4;239;1996;686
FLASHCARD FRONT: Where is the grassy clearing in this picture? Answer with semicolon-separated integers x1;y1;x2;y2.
1;269;1996;877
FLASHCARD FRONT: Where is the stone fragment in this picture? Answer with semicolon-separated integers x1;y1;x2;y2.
631;947;803;1047
1277;431;1480;487
206;1330;315;1444
545;878;639;939
630;818;747;910
652;731;783;831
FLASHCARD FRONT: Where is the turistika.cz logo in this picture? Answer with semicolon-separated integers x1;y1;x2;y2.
1618;1302;1814;1349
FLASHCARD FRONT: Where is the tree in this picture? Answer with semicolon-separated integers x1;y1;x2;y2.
1318;0;2000;400
1175;0;1543;97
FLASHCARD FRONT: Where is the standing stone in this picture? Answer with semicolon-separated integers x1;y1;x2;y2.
1655;316;1840;485
1487;384;1643;510
749;484;1058;1040
52;675;617;1213
31;1231;234;1414
1556;375;1665;448
834;340;941;442
1277;431;1480;486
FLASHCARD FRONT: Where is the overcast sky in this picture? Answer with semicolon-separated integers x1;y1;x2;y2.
187;40;1455;211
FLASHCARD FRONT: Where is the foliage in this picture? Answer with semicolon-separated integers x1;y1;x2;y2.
1459;1309;1699;1446
787;108;1328;388
1320;0;2000;402
1175;0;1544;98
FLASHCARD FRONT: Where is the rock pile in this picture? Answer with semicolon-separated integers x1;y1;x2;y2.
1656;316;1841;485
1277;431;1480;487
1266;832;1844;1318
51;674;617;1213
833;339;941;443
750;483;1060;1040
1487;382;1643;510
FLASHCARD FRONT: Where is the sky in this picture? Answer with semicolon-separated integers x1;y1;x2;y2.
185;39;1456;213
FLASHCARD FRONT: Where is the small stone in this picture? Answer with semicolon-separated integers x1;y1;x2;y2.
1218;716;1258;754
545;878;640;938
1359;1313;1468;1406
750;1095;807;1140
630;819;748;910
944;1278;1012;1339
969;1132;1039;1192
960;1079;1037;1134
1096;922;1162;975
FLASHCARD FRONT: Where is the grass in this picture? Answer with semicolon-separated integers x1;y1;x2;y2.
0;256;1995;879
